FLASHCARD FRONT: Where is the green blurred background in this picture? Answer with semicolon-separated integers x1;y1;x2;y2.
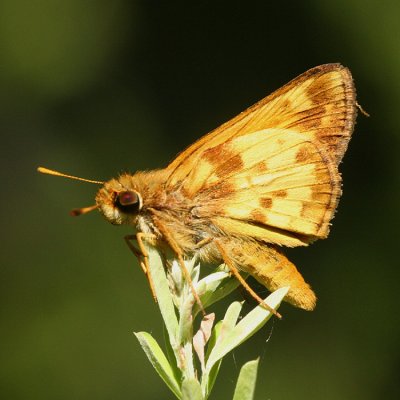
1;1;399;398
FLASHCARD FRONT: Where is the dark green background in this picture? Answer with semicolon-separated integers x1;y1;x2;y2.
1;1;399;399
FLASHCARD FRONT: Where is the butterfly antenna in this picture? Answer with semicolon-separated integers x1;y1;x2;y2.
38;166;103;217
37;166;104;185
70;205;98;217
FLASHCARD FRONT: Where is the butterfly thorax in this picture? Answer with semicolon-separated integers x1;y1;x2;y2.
95;168;216;253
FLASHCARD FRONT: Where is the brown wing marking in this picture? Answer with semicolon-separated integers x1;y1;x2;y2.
189;129;341;246
166;64;356;188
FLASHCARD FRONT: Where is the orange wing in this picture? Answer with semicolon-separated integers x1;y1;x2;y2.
166;63;356;188
164;64;357;247
186;128;341;246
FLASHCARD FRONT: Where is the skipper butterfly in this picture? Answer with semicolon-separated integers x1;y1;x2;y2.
39;64;357;315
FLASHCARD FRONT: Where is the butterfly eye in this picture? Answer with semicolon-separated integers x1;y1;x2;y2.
116;190;142;212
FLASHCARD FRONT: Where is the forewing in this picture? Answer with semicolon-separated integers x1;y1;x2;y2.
166;63;356;187
189;129;341;247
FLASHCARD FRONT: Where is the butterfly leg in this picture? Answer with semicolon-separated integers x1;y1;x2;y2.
124;233;157;301
214;239;282;319
149;213;206;315
193;237;213;250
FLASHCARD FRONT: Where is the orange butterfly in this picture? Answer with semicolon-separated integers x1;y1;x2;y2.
39;64;357;315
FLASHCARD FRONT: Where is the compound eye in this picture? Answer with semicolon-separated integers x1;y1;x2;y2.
118;191;139;206
116;190;141;212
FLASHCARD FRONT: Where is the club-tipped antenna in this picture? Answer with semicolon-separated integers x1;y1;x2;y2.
37;166;104;185
70;204;98;217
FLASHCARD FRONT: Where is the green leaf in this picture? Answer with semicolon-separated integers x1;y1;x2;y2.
202;301;243;397
178;294;195;343
205;320;222;361
193;313;215;372
197;270;237;307
232;359;259;400
205;287;288;371
135;331;182;399
202;321;223;398
221;301;243;332
182;378;203;400
163;327;183;385
145;244;179;343
203;358;222;399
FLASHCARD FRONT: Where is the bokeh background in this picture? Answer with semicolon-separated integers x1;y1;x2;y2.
1;1;399;399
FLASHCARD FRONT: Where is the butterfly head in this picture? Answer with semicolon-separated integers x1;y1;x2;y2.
95;177;143;225
37;167;143;225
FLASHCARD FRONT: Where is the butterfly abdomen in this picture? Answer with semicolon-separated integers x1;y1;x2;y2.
224;238;317;311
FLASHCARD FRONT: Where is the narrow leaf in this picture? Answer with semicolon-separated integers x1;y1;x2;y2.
202;321;223;398
182;378;203;400
206;287;288;371
233;359;259;400
206;264;248;306
163;327;183;386
145;244;179;342
203;358;223;399
221;301;243;332
193;313;215;372
197;271;237;307
205;320;222;361
135;331;182;399
178;294;195;343
202;302;243;392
